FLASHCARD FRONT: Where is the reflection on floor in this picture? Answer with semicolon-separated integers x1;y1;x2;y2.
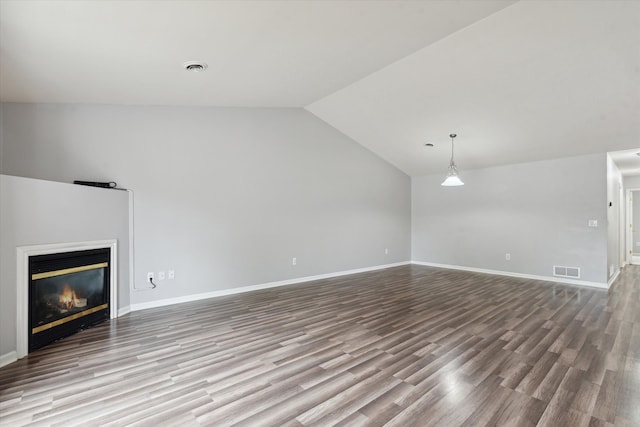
0;264;638;426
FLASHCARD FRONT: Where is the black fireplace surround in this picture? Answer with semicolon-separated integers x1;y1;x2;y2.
29;248;110;352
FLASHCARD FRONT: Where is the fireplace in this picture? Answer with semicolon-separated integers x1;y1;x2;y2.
17;240;119;357
29;248;110;352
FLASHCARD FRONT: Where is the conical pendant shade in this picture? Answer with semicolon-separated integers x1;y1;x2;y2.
441;170;464;186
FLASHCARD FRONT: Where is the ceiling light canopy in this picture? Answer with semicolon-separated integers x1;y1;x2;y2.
441;133;464;187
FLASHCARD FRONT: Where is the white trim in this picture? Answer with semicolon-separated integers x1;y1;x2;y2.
0;351;17;368
626;188;632;264
608;269;620;288
130;261;410;312
619;183;625;269
126;189;153;292
411;261;608;290
16;240;118;359
627;188;640;265
118;306;131;316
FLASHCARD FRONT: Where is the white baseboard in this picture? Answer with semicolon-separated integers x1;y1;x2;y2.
608;269;620;287
0;351;17;368
130;261;411;312
411;261;609;290
1;260;608;363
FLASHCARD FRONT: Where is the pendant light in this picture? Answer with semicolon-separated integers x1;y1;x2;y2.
441;133;464;186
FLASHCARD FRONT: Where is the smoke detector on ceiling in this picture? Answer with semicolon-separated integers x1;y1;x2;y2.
183;61;208;72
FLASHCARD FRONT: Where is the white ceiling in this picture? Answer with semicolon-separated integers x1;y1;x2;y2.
307;0;640;176
610;149;640;177
1;0;639;177
0;0;513;107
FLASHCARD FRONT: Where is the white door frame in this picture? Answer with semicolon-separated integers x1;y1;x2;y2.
619;183;625;268
626;188;640;265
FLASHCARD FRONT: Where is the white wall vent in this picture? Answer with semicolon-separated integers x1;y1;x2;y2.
553;265;580;279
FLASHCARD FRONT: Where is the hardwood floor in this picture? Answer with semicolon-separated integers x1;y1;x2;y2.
1;264;639;426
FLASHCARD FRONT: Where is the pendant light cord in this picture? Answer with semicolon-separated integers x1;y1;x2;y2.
450;137;455;166
449;134;457;167
441;132;464;186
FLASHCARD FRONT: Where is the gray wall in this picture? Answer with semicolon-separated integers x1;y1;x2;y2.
0;103;411;306
412;153;608;284
624;175;640;189
0;174;129;357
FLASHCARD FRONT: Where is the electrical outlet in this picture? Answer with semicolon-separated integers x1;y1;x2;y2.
168;270;175;279
292;257;297;266
158;271;165;280
506;253;511;261
385;248;389;255
588;220;598;227
147;272;154;282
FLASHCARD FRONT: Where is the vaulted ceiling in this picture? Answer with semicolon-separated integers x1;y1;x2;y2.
1;0;638;176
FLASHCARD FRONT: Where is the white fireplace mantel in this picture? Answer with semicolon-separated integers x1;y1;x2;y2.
16;240;118;359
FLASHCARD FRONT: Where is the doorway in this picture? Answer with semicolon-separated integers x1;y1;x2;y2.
627;189;640;265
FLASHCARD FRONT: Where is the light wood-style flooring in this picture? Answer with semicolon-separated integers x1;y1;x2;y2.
1;264;639;426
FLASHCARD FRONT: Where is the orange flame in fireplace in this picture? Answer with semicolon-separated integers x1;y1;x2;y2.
59;284;77;310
